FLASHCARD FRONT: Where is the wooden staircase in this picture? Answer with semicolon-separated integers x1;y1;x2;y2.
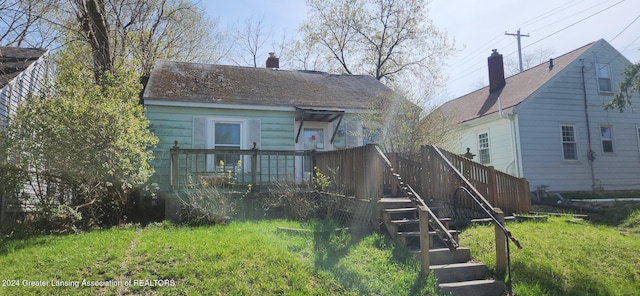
379;197;507;296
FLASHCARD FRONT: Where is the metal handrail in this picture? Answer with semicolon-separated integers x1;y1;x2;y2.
373;145;459;250
430;145;496;213
455;187;522;294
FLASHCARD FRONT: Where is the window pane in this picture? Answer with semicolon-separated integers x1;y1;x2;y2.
597;65;612;92
601;126;613;152
215;123;240;145
479;149;490;164
600;126;611;138
304;128;324;150
561;125;577;160
563;143;577;160
597;64;610;78
478;132;490;164
478;133;489;149
215;147;241;169
562;126;575;142
599;78;612;92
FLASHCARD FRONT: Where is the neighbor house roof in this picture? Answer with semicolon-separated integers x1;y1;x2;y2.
0;46;48;88
142;60;393;110
440;40;598;123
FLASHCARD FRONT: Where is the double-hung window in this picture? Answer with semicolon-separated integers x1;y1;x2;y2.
213;122;242;168
478;132;490;164
600;125;614;153
596;64;612;93
561;124;578;161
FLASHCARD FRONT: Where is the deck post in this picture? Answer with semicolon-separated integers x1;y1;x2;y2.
418;205;430;273
251;142;258;188
487;166;497;205
170;141;179;189
389;153;398;196
420;146;430;199
494;208;507;279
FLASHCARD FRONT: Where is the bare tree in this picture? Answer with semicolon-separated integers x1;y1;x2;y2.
504;47;555;76
230;15;272;67
1;0;229;82
301;0;455;86
0;0;58;48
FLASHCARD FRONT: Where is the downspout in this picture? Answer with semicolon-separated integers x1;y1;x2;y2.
508;113;521;177
581;60;597;191
499;96;520;176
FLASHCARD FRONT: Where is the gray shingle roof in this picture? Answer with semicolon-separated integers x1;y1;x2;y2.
142;60;393;110
440;40;598;123
0;46;47;88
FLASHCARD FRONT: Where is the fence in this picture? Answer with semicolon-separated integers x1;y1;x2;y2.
422;145;531;216
313;144;385;202
170;141;315;191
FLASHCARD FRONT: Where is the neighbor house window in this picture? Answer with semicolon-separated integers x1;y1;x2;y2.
637;126;640;158
600;125;614;153
596;64;612;93
561;124;578;161
478;132;490;164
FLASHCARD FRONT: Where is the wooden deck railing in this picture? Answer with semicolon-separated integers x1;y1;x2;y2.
422;145;531;215
313;144;385;201
169;141;314;190
169;142;530;213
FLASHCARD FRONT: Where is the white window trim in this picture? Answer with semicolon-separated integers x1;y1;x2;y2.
295;121;333;151
477;131;491;165
599;125;614;154
207;116;251;172
560;123;579;162
596;63;613;94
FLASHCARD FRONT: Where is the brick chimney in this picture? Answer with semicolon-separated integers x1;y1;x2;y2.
488;49;505;93
266;52;279;69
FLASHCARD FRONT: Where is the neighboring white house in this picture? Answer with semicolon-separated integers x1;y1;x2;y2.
0;46;50;130
438;39;640;192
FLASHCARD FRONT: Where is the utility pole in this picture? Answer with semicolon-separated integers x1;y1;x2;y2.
505;29;530;73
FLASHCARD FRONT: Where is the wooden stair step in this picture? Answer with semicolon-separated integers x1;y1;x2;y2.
396;229;458;238
439;279;506;296
383;207;417;213
428;247;471;265
378;197;412;203
389;219;420;225
430;262;488;283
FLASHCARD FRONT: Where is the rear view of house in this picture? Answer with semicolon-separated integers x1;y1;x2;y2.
0;46;49;130
439;39;640;193
142;55;394;191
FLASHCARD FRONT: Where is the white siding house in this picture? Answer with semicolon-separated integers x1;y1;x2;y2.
0;47;50;130
438;39;640;192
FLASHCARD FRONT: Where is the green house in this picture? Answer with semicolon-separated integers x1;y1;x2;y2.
142;56;393;191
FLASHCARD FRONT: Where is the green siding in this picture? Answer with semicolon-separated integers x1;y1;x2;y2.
145;105;364;191
146;105;298;190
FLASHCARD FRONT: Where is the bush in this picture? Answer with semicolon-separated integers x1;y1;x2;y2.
176;183;236;226
3;62;157;231
264;180;318;221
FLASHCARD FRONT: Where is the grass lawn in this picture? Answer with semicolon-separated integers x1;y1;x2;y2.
2;208;639;296
460;210;640;296
0;220;439;295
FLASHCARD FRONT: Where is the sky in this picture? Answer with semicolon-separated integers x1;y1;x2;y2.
206;0;640;105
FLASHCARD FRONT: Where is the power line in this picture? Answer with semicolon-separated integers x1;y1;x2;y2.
610;13;640;42
528;0;615;34
522;0;626;51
